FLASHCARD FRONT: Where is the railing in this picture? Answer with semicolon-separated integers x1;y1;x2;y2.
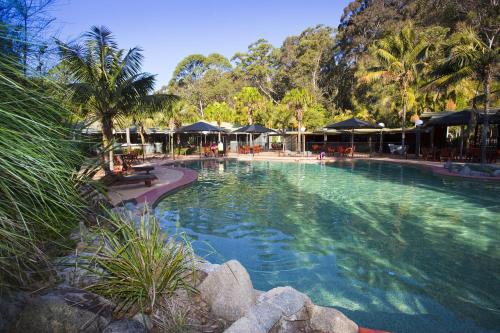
305;141;418;154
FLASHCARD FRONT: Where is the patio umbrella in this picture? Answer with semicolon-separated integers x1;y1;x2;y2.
176;121;226;157
233;124;275;134
325;118;381;157
176;121;225;133
233;124;275;153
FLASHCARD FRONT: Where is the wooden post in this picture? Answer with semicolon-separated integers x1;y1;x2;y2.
351;128;354;157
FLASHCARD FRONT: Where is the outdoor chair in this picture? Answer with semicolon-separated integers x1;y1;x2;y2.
312;144;320;152
439;147;455;161
112;173;157;187
343;147;354;157
327;146;335;156
123;152;139;165
337;146;345;157
203;146;211;157
421;147;435;161
388;144;408;156
128;165;154;174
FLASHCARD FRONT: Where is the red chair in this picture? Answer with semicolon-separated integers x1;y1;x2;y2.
337;146;345;156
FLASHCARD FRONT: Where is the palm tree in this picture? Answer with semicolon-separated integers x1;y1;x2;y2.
205;102;234;141
234;87;264;125
57;26;158;172
364;24;432;148
430;27;498;163
272;102;294;152
283;88;313;153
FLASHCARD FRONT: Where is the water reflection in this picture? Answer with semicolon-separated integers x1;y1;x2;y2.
156;160;500;333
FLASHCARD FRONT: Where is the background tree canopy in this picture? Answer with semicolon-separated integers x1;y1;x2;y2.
163;0;498;131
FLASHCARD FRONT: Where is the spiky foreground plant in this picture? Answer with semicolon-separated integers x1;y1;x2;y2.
88;211;197;316
0;58;86;289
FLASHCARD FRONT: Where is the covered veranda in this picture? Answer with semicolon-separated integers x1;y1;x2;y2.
420;109;499;163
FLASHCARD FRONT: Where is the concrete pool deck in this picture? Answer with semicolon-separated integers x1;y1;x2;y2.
107;162;198;206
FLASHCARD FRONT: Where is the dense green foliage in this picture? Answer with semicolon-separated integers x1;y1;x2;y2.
165;0;498;132
57;26;158;171
0;58;86;289
88;211;196;316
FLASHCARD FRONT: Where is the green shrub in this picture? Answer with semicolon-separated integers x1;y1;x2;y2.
0;58;87;289
88;210;197;316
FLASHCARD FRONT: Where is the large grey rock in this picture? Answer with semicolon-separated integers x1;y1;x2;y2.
261;287;311;333
0;292;29;333
15;287;113;333
102;319;146;333
308;304;358;333
199;259;256;322
223;316;266;333
132;313;153;331
54;252;102;288
225;286;312;333
258;286;311;317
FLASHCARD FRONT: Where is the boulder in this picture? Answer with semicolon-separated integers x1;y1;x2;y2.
308;304;358;333
54;253;102;288
132;313;153;331
102;319;146;333
199;259;256;322
0;291;29;333
15;287;113;333
258;286;311;317
223;316;266;333
224;286;312;333
493;169;500;177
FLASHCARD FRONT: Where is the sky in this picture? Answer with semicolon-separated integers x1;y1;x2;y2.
51;0;351;89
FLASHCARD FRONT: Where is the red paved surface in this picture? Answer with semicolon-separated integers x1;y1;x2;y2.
134;167;198;206
359;327;392;333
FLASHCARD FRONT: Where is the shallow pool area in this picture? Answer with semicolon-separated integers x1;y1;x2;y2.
155;160;500;333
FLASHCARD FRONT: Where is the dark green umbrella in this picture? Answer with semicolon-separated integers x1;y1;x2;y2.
325;118;381;156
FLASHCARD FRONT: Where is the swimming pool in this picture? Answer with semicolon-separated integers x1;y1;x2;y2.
155;160;500;333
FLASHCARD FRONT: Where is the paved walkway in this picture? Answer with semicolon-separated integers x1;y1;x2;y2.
107;161;198;206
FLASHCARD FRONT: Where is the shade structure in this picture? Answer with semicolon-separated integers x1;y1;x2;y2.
325;118;381;157
478;111;500;124
425;109;500;127
325;117;381;130
232;124;275;154
176;121;225;133
425;110;473;127
232;124;275;133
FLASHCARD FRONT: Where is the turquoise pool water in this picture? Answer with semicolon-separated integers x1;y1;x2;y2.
155;160;500;333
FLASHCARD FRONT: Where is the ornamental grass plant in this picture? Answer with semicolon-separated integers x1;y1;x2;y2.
0;57;88;289
87;210;197;316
